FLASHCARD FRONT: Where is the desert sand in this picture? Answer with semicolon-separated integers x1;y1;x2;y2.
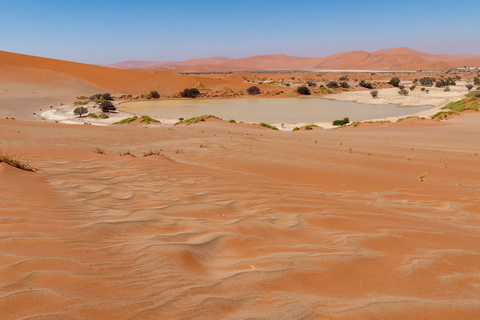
1;51;480;319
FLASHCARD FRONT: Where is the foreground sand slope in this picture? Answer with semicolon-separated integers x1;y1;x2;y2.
1;114;480;319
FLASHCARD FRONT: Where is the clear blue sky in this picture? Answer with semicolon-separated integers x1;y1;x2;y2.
1;0;479;65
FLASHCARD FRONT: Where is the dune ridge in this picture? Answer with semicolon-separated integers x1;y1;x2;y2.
106;47;480;72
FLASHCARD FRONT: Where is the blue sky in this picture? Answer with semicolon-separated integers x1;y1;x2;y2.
1;0;479;64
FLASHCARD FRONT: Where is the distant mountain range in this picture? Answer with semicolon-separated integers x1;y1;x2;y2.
105;47;480;72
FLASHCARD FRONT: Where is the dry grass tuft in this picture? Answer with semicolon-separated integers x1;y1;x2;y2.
119;150;136;157
0;152;37;172
94;147;106;154
143;149;162;157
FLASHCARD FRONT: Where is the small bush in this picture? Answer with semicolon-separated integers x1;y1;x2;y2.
419;77;435;87
370;90;378;98
398;88;409;96
339;81;349;88
99;113;109;119
410;85;416;91
88;113;98;118
113;116;138;124
466;84;473;91
296;86;311;95
247;86;261;95
444;86;450;92
73;101;89;105
150;91;160;99
140;115;160;124
229;119;236;123
326;81;339;88
74;106;88;117
359;80;373;89
143;149;162;157
94;147;106;154
175;115;219;125
306;81;317;87
388;77;401;87
180;88;200;98
332;117;350;126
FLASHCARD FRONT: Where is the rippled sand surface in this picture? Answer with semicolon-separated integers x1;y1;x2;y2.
1;116;480;319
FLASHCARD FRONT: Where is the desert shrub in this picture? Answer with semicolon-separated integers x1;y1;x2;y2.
229;119;236;123
370;90;378;98
139;115;160;124
444;86;451;92
398;85;405;90
474;91;480;98
419;77;435;86
247;86;261;95
99;100;116;113
88;113;98;118
113;116;138;124
326;81;339;88
398;88;409;96
99;113;109;119
466;84;474;91
180;88;200;98
73;106;88;117
436;80;447;88
338;76;348;81
89;93;102;100
306;80;317;87
339;81;349;88
259;123;279;130
102;93;113;100
175;115;219;125
73;101;88;105
292;124;319;131
150;91;160;99
388;77;401;87
332;117;350;126
474;77;480;86
0;152;36;171
410;85;416;91
359;80;373;89
296;86;311;95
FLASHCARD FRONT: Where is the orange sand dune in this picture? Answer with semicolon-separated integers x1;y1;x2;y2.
123;47;480;72
1;110;480;319
0;51;251;96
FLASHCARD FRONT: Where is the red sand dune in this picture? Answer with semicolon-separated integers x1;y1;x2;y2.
0;51;251;96
109;47;480;72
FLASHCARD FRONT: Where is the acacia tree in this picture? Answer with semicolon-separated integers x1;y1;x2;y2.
73;106;88;117
100;100;116;113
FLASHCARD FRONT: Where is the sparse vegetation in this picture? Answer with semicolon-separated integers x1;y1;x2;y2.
419;77;435;87
150;91;160;99
466;84;474;91
73;101;89;105
119;150;136;157
292;124;319;131
259;123;279;130
0;151;37;171
102;93;113;100
388;77;401;87
139;115;160;124
410;85;416;91
229;119;236;123
370;90;378;98
175;115;219;125
88;113;98;118
113;116;138;124
94;147;106;154
332;117;350;126
326;81;339;88
89;93;102;100
143;149;162;157
99;113;109;119
398;88;409;96
247;86;261;95
358;80;373;89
